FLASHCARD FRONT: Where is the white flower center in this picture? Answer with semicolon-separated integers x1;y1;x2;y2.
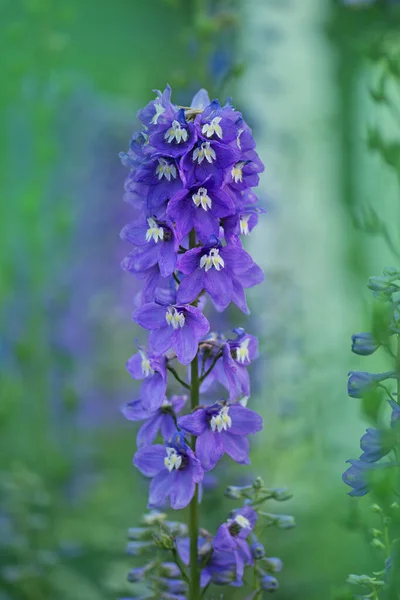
156;158;177;181
231;162;245;184
201;116;223;139
240;215;251;236
165;307;185;329
200;248;225;272
161;398;172;408
193;142;216;165
210;406;232;433
164;447;182;472
151;101;165;125
234;514;251;529
192;187;212;211
139;350;154;377
236;338;250;364
164;120;188;144
145;218;164;243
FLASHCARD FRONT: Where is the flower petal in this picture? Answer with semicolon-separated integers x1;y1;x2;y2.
196;429;224;471
228;405;263;435
141;372;167;411
136;414;163;447
133;444;166;476
222;432;250;464
149;326;175;356
170;467;195;509
133;303;168;330
178;409;208;436
149;469;176;507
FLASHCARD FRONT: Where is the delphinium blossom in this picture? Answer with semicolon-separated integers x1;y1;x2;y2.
119;86;293;600
343;268;400;596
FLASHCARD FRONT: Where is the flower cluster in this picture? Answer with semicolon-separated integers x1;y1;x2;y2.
122;478;294;599
342;268;400;498
119;86;289;598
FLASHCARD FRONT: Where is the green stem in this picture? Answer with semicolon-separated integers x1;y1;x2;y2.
189;228;200;600
167;365;191;390
199;349;222;384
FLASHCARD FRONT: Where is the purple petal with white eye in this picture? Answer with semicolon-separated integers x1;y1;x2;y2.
133;303;168;330
177;247;203;274
178;408;208;436
133;444;165;476
126;352;146;380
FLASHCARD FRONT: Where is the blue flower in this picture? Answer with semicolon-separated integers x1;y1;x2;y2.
342;459;376;496
359;428;393;463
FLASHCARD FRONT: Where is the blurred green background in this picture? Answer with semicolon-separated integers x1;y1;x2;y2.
2;0;400;598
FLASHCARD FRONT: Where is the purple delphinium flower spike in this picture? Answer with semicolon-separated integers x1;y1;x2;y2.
122;395;187;447
178;401;263;471
214;507;257;579
133;432;204;510
126;348;168;411
176;238;256;310
133;302;210;365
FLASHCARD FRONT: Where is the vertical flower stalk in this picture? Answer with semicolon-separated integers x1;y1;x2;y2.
119;86;290;599
343;269;400;597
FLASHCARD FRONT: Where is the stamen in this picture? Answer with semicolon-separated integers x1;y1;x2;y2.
151;101;165;125
201;116;223;139
200;248;225;272
210;406;232;433
231;162;245;184
145;218;164;243
236;338;250;364
234;514;251;529
192;142;216;165
156;158;177;181
236;128;244;150
164;447;182;472
192;187;212;211
139;350;154;377
164;120;188;144
165;307;185;329
239;214;251;235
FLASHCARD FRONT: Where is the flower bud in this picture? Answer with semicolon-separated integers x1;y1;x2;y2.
153;531;175;550
263;557;283;573
126;541;154;556
370;538;386;551
127;566;147;583
371;504;383;514
141;510;167;526
347;371;395;399
351;333;379;356
157;577;187;594
127;527;154;541
261;574;279;591
163;521;188;537
250;540;265;559
160;562;181;578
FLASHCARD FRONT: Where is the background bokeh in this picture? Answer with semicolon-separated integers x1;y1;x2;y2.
2;0;400;598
